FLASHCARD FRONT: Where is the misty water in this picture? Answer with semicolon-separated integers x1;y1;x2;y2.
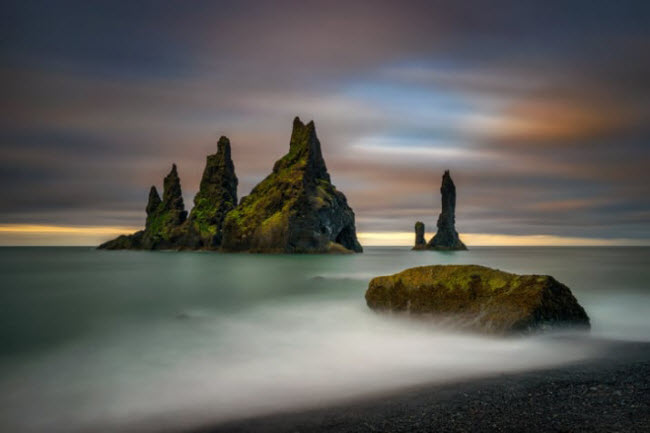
1;247;649;432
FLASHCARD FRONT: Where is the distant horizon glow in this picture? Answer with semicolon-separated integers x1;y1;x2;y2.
0;224;648;247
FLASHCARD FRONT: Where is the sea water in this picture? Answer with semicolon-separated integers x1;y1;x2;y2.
1;247;649;432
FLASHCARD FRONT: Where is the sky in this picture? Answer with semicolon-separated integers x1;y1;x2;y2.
1;0;649;246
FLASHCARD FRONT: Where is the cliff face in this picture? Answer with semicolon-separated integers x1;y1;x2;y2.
187;136;238;248
221;117;362;253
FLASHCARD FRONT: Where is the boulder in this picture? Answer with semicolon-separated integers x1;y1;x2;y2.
365;265;590;334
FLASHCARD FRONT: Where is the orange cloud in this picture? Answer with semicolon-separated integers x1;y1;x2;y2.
476;99;633;143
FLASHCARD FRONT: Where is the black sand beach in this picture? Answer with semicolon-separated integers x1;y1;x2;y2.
194;340;650;433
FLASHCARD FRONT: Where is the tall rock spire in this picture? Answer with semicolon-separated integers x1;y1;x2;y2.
162;164;186;221
427;170;467;250
188;136;238;247
145;186;162;229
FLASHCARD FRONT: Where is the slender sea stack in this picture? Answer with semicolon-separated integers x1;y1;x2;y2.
221;117;362;253
186;136;238;248
413;221;426;250
417;170;467;250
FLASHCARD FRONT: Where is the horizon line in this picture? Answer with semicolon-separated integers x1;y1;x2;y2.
0;224;648;247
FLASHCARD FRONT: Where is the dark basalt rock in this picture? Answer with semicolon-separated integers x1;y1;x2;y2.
221;117;362;253
428;170;467;250
365;265;590;335
187;136;238;248
99;164;189;250
413;170;467;251
413;221;426;250
99;118;362;254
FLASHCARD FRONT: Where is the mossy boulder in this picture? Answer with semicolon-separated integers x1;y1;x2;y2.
221;117;362;253
365;265;590;334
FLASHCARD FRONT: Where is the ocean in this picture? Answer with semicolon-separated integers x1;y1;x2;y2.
1;246;649;432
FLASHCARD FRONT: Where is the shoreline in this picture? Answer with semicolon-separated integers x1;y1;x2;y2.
190;340;650;433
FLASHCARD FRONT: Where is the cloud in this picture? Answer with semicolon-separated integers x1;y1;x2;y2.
0;0;649;243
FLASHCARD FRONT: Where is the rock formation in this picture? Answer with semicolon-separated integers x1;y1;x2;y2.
412;221;426;250
413;170;467;250
365;265;590;335
221;117;362;253
99;141;238;251
99;118;362;253
187;136;238;248
99;164;189;250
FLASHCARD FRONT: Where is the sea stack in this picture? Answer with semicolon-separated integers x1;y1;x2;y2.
427;170;467;250
99;119;362;253
186;136;238;248
413;221;426;250
413;170;467;251
99;164;189;250
221;117;362;253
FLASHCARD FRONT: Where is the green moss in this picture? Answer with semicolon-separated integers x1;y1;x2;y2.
366;265;589;334
224;162;304;241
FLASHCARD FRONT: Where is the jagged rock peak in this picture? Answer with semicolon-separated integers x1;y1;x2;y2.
146;186;161;216
188;135;238;248
217;135;231;159
162;164;185;212
273;116;329;182
427;170;467;250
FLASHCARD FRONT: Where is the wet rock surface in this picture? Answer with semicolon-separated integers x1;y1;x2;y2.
365;265;590;334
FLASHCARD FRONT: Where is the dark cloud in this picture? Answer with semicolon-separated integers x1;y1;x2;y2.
1;0;649;241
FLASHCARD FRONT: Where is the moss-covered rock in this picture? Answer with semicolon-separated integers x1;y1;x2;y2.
187;136;238;248
365;265;590;334
99;164;188;250
221;117;362;253
99;119;362;254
